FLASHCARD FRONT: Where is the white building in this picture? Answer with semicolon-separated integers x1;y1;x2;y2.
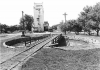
33;3;44;32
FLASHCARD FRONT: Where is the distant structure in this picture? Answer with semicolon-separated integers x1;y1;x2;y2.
57;20;64;31
33;2;44;32
44;21;49;31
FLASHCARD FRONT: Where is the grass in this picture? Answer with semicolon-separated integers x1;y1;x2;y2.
21;48;100;70
20;33;100;70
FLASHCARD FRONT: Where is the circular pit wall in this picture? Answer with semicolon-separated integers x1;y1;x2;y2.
56;35;100;50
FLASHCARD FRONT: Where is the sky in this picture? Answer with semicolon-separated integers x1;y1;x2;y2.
0;0;100;26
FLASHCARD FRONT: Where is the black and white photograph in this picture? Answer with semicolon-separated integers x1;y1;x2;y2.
0;0;100;70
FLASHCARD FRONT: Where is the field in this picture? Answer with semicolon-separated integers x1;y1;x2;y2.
21;48;100;70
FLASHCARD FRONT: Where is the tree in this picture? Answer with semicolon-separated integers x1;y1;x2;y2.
85;20;96;35
60;23;67;34
78;6;93;34
67;20;74;31
60;22;71;34
20;14;34;31
71;20;82;35
78;3;100;36
59;2;100;36
8;25;21;32
60;19;82;35
0;23;9;33
89;3;100;36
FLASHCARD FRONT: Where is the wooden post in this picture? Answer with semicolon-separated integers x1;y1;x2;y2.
21;11;26;37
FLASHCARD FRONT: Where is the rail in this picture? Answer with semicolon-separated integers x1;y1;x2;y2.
0;34;62;70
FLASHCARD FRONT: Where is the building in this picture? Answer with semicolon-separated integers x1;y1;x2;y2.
44;21;49;31
33;3;44;32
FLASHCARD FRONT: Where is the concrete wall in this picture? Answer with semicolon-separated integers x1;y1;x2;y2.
34;3;44;31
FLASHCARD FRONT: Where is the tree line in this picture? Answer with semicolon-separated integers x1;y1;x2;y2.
60;2;100;36
0;14;33;33
0;23;22;33
0;14;50;33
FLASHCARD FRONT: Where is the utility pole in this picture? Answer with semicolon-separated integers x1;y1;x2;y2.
63;12;67;23
21;11;25;36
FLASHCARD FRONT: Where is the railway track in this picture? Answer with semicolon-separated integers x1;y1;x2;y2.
0;34;60;70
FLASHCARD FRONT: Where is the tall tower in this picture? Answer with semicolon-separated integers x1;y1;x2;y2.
34;2;44;31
